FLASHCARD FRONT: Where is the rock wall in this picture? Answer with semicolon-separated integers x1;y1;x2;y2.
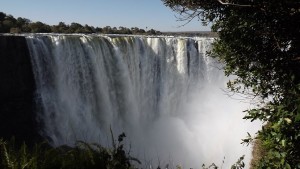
0;35;41;145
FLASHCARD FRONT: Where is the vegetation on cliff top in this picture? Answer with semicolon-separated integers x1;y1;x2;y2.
162;0;300;168
0;12;161;35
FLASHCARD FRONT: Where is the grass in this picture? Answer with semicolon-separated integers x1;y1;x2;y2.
0;133;138;169
249;138;267;169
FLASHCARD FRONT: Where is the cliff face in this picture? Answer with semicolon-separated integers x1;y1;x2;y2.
0;35;41;145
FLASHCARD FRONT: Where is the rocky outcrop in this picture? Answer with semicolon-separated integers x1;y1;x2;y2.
0;35;41;145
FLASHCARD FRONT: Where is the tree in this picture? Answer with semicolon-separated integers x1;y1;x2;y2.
5;15;17;24
95;27;103;33
162;0;300;168
147;29;157;35
0;14;17;32
102;26;112;34
118;27;132;34
0;12;6;21
28;21;51;33
16;17;30;27
83;24;94;33
1;20;14;32
69;22;83;33
54;22;69;33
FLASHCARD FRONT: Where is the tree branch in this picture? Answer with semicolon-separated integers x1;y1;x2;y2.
218;0;252;7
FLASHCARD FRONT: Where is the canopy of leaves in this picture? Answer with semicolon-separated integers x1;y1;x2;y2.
163;0;300;168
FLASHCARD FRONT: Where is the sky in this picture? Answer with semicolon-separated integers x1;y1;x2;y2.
0;0;210;32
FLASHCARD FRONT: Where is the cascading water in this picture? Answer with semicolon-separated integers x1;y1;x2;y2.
26;34;260;169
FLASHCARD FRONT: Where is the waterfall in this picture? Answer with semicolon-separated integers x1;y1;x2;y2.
26;34;260;169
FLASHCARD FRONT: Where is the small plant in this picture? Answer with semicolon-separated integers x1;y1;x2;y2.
202;163;218;169
201;156;245;169
231;156;245;169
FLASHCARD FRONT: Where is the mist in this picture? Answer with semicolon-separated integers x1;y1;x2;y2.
123;71;261;169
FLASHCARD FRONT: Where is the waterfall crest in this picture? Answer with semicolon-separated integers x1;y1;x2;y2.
26;34;259;168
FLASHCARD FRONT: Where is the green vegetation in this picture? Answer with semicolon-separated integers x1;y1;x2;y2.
0;12;161;35
162;0;300;168
0;133;139;169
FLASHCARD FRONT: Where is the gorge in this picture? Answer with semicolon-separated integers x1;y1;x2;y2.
0;34;260;168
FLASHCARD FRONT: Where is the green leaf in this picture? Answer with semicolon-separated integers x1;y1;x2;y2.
295;113;300;122
281;140;286;147
286;163;291;169
274;152;280;158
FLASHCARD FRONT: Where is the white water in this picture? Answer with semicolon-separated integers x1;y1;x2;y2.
26;34;260;169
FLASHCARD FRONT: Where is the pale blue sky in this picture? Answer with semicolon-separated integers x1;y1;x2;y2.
0;0;210;32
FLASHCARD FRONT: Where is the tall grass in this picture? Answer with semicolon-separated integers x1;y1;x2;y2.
0;133;138;169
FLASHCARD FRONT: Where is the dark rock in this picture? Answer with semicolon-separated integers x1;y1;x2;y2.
0;35;41;145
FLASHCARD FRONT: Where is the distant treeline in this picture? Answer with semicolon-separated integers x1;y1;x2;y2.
163;31;217;37
0;12;162;35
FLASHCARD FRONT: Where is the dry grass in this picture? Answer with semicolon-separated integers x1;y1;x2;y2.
249;138;267;169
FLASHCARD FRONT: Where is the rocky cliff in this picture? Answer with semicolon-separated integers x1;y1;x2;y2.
0;35;41;145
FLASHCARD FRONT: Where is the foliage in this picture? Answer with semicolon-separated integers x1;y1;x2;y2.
162;0;300;168
0;134;137;169
201;156;245;169
0;11;161;35
201;163;218;169
231;156;245;169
